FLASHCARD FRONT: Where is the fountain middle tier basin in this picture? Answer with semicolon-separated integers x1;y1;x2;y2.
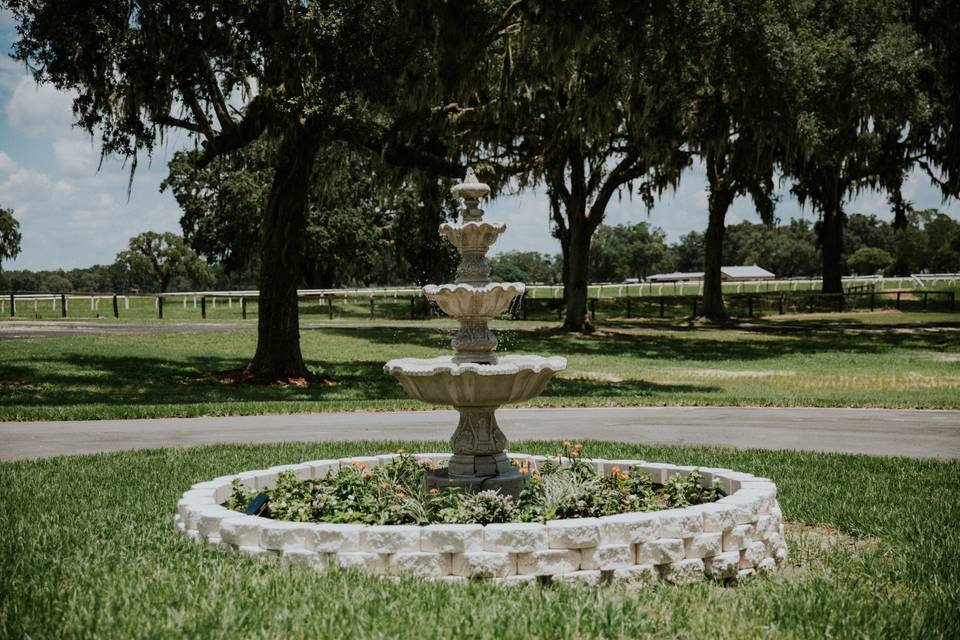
384;354;566;407
439;221;507;252
423;282;525;318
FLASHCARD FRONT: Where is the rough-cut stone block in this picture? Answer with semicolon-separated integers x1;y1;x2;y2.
334;552;385;573
736;490;773;515
756;557;776;575
483;523;547;552
180;503;208;530
580;544;634;570
739;541;766;569
452;552;515;578
599;512;659;545
774;543;788;567
439;575;469;584
422;524;483;553
363;525;421;553
638;538;685;564
723;524;754;552
736;568;756;580
684;532;722;559
553;570;602;585
635;463;672;484
658;509;703;538
691;503;737;533
260;521;311;551
237;545;274;558
704;551;740;579
613;564;657;586
546;518;601;549
307;523;365;553
197;507;233;539
754;515;772;534
282;549;324;568
517;549;581;575
219;516;263;547
390;552;451;577
717;496;759;523
658;558;705;584
496;574;537;586
300;459;335;479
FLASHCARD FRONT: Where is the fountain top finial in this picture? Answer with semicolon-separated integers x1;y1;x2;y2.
450;166;490;222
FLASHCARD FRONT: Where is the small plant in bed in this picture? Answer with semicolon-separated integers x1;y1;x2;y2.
225;443;723;525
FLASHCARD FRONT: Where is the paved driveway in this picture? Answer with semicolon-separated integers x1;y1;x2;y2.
2;406;957;461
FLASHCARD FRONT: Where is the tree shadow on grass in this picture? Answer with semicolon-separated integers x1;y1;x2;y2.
313;325;958;363
0;349;721;410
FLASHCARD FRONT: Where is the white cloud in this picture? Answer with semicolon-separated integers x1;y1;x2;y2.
0;150;16;173
53;135;101;175
6;76;76;137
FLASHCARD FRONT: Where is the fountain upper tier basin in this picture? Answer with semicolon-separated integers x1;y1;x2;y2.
423;282;524;318
384;354;567;407
439;221;506;252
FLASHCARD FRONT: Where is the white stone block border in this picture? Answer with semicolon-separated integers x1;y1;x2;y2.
175;453;787;585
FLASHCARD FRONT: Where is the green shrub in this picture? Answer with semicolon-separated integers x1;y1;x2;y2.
226;444;722;525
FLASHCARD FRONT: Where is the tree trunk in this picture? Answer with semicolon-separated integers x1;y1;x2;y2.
248;129;321;379
820;204;844;294
703;189;733;321
562;216;592;332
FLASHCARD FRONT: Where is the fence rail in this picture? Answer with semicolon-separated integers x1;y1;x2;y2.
2;285;956;322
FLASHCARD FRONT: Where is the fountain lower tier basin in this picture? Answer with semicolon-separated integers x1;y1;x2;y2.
383;354;567;407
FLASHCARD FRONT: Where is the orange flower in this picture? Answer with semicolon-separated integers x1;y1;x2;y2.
611;465;621;475
395;448;406;454
352;461;366;469
562;439;572;448
429;487;439;494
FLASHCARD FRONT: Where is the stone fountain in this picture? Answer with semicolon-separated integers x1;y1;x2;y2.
384;169;566;496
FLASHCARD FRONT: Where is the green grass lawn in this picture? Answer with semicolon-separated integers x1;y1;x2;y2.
2;321;959;420
2;441;957;638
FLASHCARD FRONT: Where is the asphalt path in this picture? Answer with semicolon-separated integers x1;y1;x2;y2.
2;406;957;461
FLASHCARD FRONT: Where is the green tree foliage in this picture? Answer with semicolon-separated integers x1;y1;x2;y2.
489;252;561;284
163;141;459;288
115;232;212;293
847;247;894;275
0;207;22;270
681;0;806;319
589;223;672;282
3;0;492;378
475;1;688;331
785;0;944;293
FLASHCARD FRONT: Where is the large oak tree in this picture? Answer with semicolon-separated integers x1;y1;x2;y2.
4;0;505;378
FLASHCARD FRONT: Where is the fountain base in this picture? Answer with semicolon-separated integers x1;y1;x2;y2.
425;462;526;497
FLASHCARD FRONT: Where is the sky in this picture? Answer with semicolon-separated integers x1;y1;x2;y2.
1;9;957;272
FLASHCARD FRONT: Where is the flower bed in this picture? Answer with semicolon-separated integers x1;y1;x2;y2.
175;452;786;585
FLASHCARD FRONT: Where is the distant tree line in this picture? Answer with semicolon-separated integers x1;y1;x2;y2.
490;210;960;285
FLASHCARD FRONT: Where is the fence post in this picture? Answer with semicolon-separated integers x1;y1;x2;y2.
8;292;14;317
870;290;875;312
951;291;956;313
241;297;247;320
778;294;784;315
112;295;119;318
61;293;67;318
410;296;415;320
369;298;375;320
659;298;665;318
328;295;334;320
896;291;901;309
590;298;596;322
923;291;928;310
201;296;206;319
522;294;528;321
748;296;753;318
692;297;698;317
837;293;843;313
158;296;164;319
626;298;632;318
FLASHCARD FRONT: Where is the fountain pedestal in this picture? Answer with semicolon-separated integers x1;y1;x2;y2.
384;168;566;496
424;406;525;495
